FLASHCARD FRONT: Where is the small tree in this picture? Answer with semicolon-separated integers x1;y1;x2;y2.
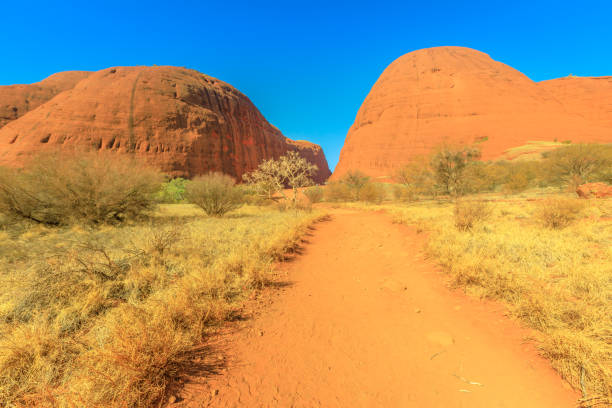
242;159;284;200
341;170;370;200
243;151;317;207
395;156;437;198
431;145;481;197
186;173;243;216
279;151;318;206
543;144;612;186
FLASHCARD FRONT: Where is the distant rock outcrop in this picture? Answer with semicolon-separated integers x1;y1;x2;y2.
0;71;91;128
576;182;612;199
0;66;330;182
333;46;612;179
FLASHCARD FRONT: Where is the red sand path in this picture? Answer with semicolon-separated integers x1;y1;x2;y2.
172;209;578;407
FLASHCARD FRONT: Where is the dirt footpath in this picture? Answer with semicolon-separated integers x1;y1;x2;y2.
174;209;578;407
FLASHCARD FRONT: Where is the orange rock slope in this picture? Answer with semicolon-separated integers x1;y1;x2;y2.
0;71;91;128
333;46;612;179
0;66;331;182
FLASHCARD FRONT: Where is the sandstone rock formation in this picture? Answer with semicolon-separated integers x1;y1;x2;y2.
0;71;91;128
0;66;330;182
539;76;612;129
576;182;612;199
333;46;612;179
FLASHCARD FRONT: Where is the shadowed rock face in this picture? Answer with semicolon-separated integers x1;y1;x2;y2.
0;66;331;183
333;46;612;180
0;71;91;128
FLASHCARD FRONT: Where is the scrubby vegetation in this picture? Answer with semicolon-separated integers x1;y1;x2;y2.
243;151;318;206
453;200;491;231
303;186;324;203
382;197;611;402
186;172;243;216
0;152;163;225
535;197;585;229
0;204;324;406
394;143;612;199
156;177;188;203
0;153;325;407
324;170;387;203
328;143;612;403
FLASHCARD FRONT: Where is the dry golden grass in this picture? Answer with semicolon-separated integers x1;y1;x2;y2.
0;204;325;407
388;196;611;401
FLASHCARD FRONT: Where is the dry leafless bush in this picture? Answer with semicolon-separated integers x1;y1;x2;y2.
535;198;585;229
0;152;163;225
454;200;491;231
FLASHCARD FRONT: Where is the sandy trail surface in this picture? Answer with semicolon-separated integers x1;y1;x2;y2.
173;209;578;407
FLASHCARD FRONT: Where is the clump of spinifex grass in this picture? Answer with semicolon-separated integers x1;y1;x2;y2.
454;200;491;231
0;204;325;407
389;197;611;401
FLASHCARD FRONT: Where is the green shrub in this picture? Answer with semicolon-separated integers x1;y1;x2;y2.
303;186;324;203
156;178;188;203
454;200;491;231
535;198;584;229
0;152;163;225
185;173;243;216
431;145;481;196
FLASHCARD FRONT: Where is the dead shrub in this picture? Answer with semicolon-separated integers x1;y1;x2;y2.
454;200;491;231
535;198;585;229
145;226;183;259
73;306;193;407
185;172;243;216
0;152;163;225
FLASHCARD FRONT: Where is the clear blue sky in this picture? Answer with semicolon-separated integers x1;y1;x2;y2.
2;1;611;170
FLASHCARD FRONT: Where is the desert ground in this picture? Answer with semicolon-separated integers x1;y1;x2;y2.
172;208;580;407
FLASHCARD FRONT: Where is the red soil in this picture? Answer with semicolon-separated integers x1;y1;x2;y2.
576;182;612;198
170;209;578;407
333;46;612;180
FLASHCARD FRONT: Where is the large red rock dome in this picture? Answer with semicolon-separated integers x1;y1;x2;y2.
0;71;91;128
333;46;611;179
0;66;331;182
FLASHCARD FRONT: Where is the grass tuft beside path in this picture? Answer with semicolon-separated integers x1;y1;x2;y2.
386;197;611;401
